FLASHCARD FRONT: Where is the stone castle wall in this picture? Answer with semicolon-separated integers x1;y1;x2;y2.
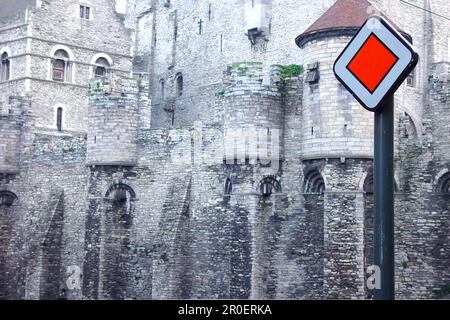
0;0;449;300
0;61;449;299
394;62;450;298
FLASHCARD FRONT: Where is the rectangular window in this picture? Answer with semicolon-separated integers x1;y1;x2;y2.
52;60;65;82
406;70;415;87
80;5;90;19
95;67;106;78
57;107;63;131
306;62;320;84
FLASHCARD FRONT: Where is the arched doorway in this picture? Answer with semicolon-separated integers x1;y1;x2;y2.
0;191;18;299
101;183;136;299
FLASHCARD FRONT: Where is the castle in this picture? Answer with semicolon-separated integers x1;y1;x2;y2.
0;0;448;300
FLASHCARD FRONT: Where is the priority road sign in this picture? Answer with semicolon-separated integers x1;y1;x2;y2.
334;16;418;111
333;15;420;300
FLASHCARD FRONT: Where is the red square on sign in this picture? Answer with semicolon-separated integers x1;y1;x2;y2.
347;34;399;93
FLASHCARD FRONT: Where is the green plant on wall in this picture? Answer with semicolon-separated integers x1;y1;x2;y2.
88;80;104;96
236;65;249;74
279;64;303;85
277;64;303;103
216;89;226;97
433;283;450;298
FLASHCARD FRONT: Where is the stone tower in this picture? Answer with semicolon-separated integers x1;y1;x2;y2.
86;77;140;166
222;62;283;168
0;97;27;174
294;0;414;298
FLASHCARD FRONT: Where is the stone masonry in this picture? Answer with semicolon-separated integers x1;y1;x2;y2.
0;0;449;300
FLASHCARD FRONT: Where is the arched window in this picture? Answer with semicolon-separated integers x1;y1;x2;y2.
436;172;450;194
160;79;165;100
303;169;325;194
56;107;63;131
0;191;17;207
402;112;418;139
52;49;72;82
363;173;374;194
1;52;10;81
175;73;183;97
105;183;136;202
259;176;282;196
362;169;399;194
94;57;110;78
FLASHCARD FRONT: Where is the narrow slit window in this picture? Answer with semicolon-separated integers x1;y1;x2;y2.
160;79;165;100
1;52;10;81
56;107;63;131
174;23;178;41
198;19;203;35
175;73;183;97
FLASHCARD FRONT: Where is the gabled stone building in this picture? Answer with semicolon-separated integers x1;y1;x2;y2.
0;0;133;299
0;0;449;300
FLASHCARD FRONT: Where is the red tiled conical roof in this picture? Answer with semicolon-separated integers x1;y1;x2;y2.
295;0;411;48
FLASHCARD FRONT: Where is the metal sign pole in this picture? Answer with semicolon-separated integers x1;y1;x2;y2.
331;15;418;300
373;94;395;300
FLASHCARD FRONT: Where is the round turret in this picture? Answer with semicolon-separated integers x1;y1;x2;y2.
222;62;283;165
295;0;410;159
87;77;139;166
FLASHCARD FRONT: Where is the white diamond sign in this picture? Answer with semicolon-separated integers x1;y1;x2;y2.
334;16;419;111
